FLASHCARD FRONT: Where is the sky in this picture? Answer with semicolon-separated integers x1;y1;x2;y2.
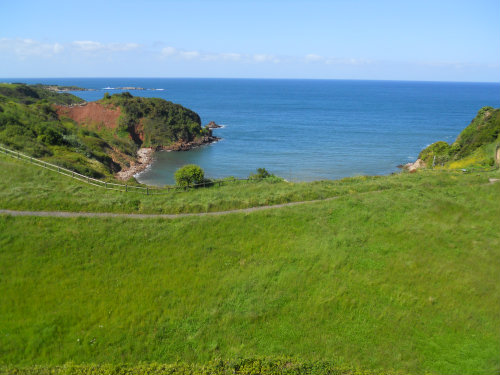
1;0;499;81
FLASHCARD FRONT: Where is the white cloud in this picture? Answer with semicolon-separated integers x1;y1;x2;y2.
72;40;140;52
53;43;64;54
200;52;242;62
72;40;103;51
0;38;64;58
221;52;242;61
324;57;372;65
161;46;207;61
161;46;278;63
305;54;324;62
161;46;177;57
179;50;200;60
108;42;140;52
252;54;280;63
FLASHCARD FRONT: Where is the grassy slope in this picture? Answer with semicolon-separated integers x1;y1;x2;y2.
0;87;123;178
1;155;500;374
0;153;498;214
0;84;208;179
419;107;500;169
0;83;85;105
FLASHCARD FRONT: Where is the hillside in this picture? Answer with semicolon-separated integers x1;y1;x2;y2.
0;83;216;180
0;83;86;105
0;152;499;375
1;99;500;374
418;106;500;169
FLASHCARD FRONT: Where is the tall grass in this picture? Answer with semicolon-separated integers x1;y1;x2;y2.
1;174;499;374
0;153;497;214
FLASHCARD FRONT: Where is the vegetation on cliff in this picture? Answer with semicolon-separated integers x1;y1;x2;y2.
0;83;211;179
0;83;85;105
418;106;500;168
102;92;209;148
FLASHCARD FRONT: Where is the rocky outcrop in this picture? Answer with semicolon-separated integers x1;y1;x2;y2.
402;159;426;173
206;121;223;129
115;148;154;181
163;135;221;151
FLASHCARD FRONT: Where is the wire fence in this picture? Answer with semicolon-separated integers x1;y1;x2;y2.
0;144;264;195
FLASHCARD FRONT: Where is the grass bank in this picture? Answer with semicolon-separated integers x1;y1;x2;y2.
1;168;499;374
1;152;498;215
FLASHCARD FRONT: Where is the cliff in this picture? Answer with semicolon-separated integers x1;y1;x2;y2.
416;106;500;169
0;84;218;180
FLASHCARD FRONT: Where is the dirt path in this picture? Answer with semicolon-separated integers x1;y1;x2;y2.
0;197;339;220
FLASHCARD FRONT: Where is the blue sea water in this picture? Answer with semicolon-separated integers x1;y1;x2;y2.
4;78;500;185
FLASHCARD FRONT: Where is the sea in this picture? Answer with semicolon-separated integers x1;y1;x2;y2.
4;78;500;185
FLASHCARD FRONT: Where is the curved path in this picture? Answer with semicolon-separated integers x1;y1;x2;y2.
0;197;339;220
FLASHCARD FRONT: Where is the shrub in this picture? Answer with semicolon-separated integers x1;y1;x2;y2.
174;164;205;186
249;168;272;179
418;141;451;166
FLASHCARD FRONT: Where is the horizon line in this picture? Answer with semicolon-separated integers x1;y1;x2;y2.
2;77;500;84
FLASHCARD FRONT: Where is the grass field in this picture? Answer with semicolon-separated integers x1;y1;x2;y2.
1;153;499;374
0;152;497;214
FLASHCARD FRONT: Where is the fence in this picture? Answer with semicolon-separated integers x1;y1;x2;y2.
0;144;263;195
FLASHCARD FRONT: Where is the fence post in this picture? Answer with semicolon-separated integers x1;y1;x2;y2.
17;152;20;159
105;182;107;189
125;184;128;192
146;187;149;195
432;155;436;168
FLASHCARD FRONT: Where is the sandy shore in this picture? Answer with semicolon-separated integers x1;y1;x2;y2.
115;148;154;181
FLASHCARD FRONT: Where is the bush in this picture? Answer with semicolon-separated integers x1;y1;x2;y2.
249;168;272;179
174;164;205;186
418;141;451;166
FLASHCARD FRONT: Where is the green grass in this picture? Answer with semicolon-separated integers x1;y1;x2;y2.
1;152;498;214
1;159;499;374
0;360;404;375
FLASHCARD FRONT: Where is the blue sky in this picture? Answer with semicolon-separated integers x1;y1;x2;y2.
1;0;499;81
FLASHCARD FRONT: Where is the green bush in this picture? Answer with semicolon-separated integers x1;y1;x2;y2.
250;168;271;179
174;164;205;186
418;141;451;165
453;107;500;158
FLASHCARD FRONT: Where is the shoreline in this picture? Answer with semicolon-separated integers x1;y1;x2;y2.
115;135;221;181
115;148;155;181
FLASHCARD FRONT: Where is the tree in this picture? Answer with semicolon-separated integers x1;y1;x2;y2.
174;164;205;186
